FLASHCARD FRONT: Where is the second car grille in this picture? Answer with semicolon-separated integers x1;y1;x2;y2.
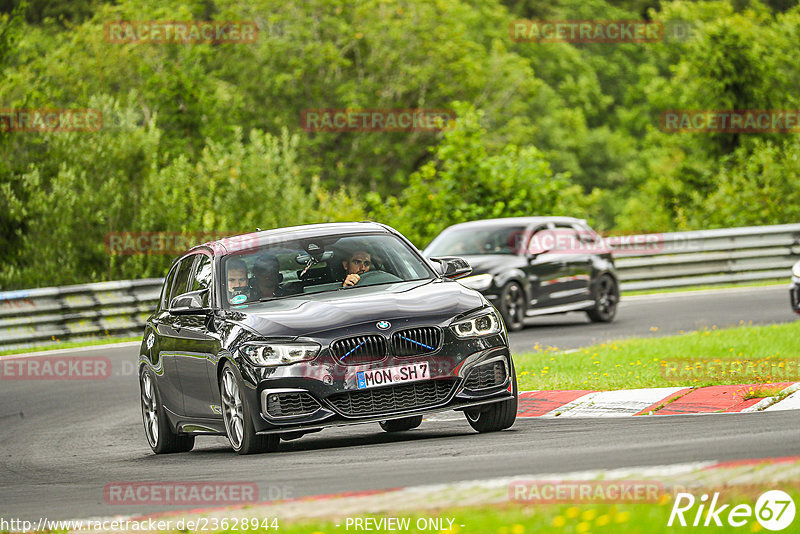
391;327;442;357
330;335;387;364
265;392;320;417
464;360;507;390
327;379;456;416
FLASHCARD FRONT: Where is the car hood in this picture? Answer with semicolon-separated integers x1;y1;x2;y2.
458;255;527;276
228;279;486;338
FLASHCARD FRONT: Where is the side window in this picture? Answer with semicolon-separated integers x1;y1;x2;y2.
526;226;555;255
573;224;599;245
168;255;196;307
552;225;579;253
189;254;213;306
160;263;179;310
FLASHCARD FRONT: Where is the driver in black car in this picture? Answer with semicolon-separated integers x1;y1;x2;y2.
342;249;372;287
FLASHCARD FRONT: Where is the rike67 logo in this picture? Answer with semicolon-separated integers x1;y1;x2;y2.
669;490;796;531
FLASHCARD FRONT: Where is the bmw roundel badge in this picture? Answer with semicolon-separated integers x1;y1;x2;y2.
376;320;391;330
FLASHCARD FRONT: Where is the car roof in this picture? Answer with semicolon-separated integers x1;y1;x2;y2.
440;216;587;231
187;221;392;256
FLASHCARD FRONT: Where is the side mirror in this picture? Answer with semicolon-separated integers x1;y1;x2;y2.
526;246;552;259
169;289;211;315
429;256;472;280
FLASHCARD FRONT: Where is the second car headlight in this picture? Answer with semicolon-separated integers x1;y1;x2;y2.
451;310;502;338
240;342;320;366
457;273;494;291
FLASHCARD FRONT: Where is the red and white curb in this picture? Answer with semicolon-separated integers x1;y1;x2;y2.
518;382;800;418
426;382;800;421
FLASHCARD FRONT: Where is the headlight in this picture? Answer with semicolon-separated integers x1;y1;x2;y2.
457;273;494;291
451;310;502;338
240;342;320;366
793;262;800;279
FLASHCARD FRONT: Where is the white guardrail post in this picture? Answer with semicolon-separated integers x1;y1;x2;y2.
0;223;799;351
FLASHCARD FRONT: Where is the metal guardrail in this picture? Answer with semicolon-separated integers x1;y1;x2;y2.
1;224;798;351
0;279;163;352
611;223;800;291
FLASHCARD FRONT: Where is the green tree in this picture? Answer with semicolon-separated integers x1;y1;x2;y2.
378;104;595;247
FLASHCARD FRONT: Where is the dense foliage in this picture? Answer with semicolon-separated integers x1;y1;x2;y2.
1;0;799;288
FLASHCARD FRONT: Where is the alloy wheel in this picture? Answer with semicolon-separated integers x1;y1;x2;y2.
221;368;244;450
140;372;159;447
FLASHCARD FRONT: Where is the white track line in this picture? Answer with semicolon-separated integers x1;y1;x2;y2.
622;284;786;302
0;341;140;359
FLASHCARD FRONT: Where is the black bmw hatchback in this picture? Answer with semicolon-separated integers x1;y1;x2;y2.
424;217;620;331
139;222;517;454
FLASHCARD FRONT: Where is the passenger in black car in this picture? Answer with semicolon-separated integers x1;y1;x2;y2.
251;255;284;300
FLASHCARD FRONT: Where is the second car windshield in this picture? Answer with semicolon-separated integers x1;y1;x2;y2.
425;226;528;256
221;233;433;306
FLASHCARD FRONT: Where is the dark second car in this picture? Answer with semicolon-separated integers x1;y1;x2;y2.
139;222;517;455
423;217;620;331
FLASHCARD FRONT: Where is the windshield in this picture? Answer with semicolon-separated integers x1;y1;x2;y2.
425;225;528;256
221;233;433;306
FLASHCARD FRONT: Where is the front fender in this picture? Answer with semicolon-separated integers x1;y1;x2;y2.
491;269;532;300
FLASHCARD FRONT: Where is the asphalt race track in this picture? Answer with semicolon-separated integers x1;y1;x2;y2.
1;286;797;521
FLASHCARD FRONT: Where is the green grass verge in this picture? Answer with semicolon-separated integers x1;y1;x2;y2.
0;335;140;357
184;487;799;534
622;278;788;296
515;322;800;391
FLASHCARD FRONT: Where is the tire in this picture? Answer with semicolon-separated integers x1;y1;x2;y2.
140;367;195;454
586;274;619;323
220;362;279;455
464;363;518;433
379;415;423;432
498;282;526;332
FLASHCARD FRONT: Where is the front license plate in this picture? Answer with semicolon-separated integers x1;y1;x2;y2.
356;362;429;389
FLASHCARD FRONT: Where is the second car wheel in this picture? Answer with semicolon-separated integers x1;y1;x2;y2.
220;362;279;455
586;274;619;323
379;415;423;432
498;282;526;332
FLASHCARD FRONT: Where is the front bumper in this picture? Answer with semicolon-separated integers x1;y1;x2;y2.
242;343;515;435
